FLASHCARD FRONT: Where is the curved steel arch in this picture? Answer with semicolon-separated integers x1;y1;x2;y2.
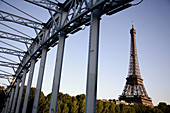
0;0;136;113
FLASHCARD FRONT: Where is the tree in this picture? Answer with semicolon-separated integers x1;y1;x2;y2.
76;94;85;113
119;104;126;113
62;103;69;113
109;102;116;113
57;100;62;113
115;105;120;113
96;100;103;113
158;102;168;113
153;107;163;113
102;102;110;113
70;97;78;113
0;86;6;112
38;91;46;113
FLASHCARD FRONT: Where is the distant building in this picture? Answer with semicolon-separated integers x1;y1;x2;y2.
119;23;153;108
100;99;128;105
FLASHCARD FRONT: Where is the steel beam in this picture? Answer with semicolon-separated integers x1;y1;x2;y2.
49;9;67;113
4;97;10;113
0;55;19;64
0;75;13;80
85;7;100;113
0;10;43;30
0;47;25;57
0;74;13;77
15;69;27;113
49;31;66;113
7;87;15;113
0;61;19;68
0;1;135;113
0;22;33;39
22;59;36;113
0;30;32;44
2;0;133;94
25;0;61;13
32;47;47;113
2;95;9;113
11;78;20;113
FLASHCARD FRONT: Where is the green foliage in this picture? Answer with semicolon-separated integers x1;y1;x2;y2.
76;94;85;113
115;104;121;113
0;86;6;112
102;102;110;113
109;102;116;113
0;86;170;113
96;100;103;113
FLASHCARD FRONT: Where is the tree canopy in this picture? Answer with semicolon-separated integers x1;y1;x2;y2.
0;86;170;113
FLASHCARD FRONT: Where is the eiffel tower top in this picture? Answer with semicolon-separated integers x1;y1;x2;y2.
119;23;153;107
132;20;134;28
128;22;141;77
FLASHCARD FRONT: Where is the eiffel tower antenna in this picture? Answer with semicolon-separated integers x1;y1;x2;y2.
119;23;153;107
132;20;134;28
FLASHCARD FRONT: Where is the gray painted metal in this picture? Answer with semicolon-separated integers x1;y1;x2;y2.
0;47;25;57
49;9;67;113
7;87;14;113
0;75;13;80
22;59;36;113
15;69;27;113
0;30;32;44
32;48;47;113
4;0;133;93
0;0;134;112
85;8;100;113
4;97;10;113
25;0;61;13
49;32;66;113
0;61;19;68
0;10;43;30
11;78;20;113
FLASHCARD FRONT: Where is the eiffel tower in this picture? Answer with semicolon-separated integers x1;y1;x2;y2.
119;23;153;107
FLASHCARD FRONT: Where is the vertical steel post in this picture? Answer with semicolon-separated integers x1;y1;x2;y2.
1;105;5;113
32;47;47;113
3;97;9;113
49;31;66;113
11;78;20;113
22;59;36;113
15;69;27;113
49;9;67;113
7;87;15;113
85;6;100;113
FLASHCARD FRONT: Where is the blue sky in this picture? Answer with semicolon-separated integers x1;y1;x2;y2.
0;0;170;106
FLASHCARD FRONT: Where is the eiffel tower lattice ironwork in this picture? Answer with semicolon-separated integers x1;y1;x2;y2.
119;23;153;107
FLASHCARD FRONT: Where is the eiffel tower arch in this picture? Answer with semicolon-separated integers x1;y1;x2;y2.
119;23;153;107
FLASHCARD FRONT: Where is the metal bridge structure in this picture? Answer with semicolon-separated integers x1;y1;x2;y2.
0;0;140;113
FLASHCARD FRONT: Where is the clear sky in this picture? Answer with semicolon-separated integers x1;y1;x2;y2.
0;0;170;106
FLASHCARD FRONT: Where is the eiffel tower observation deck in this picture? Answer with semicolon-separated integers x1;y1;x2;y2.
119;22;153;107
